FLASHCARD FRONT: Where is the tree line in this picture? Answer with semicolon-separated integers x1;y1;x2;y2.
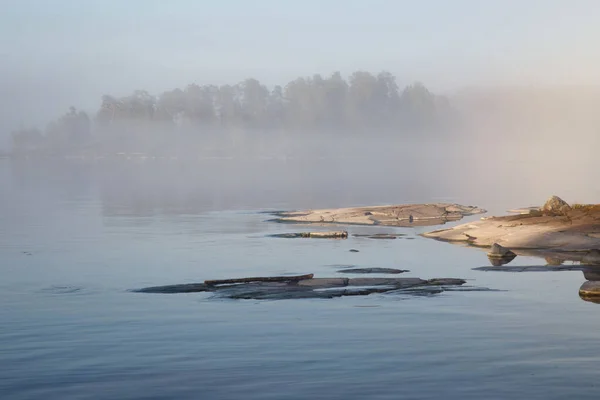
11;71;456;156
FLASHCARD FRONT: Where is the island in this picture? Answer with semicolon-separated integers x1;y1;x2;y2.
270;203;486;227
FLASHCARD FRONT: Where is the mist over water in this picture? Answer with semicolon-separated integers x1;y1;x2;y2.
3;1;600;399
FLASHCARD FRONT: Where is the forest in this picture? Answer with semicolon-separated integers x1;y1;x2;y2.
10;71;456;157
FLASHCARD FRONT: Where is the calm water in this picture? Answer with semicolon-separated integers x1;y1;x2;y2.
2;158;600;400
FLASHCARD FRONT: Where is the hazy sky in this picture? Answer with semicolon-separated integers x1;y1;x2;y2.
1;0;599;142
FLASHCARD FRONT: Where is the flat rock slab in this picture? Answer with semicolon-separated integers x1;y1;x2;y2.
474;265;592;272
134;283;209;293
337;268;409;274
269;231;348;239
270;203;485;227
134;276;467;299
352;233;405;239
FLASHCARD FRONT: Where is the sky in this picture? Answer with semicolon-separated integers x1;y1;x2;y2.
1;0;599;142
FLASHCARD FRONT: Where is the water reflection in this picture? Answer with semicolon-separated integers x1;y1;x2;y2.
487;253;517;266
474;248;600;304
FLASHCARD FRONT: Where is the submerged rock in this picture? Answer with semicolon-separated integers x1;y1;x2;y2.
134;283;209;294
134;275;467;300
337;268;409;274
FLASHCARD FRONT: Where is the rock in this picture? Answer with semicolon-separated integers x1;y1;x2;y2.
545;257;564;266
133;283;209;294
270;231;348;239
487;243;517;267
296;278;348;288
134;275;468;299
205;273;314;286
579;281;600;298
582;249;600;265
583;270;600;281
271;203;486;227
422;199;600;251
474;265;585;272
337;268;409;274
347;277;425;287
425;278;468;286
352;233;404;239
541;195;571;214
487;243;517;258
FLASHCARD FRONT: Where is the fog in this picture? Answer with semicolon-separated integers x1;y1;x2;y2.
2;0;600;211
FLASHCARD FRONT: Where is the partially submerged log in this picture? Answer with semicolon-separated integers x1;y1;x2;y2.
423;195;600;251
270;203;485;227
134;275;468;299
269;231;348;239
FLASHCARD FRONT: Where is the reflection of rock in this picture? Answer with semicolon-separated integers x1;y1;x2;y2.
582;250;600;266
487;243;517;266
583;270;600;281
545;257;564;266
579;281;600;300
579;271;600;304
134;275;468;299
579;296;600;305
487;254;517;266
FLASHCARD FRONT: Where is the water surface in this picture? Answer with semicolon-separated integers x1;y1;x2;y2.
2;158;600;400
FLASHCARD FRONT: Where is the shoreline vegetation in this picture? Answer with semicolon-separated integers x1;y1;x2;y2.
7;71;455;159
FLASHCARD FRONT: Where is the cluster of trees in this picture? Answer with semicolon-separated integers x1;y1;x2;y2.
12;107;91;154
11;71;455;155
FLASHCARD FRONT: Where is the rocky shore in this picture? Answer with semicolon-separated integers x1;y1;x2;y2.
423;196;600;251
270;203;486;227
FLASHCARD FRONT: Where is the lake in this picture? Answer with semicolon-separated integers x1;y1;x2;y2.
2;156;600;400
